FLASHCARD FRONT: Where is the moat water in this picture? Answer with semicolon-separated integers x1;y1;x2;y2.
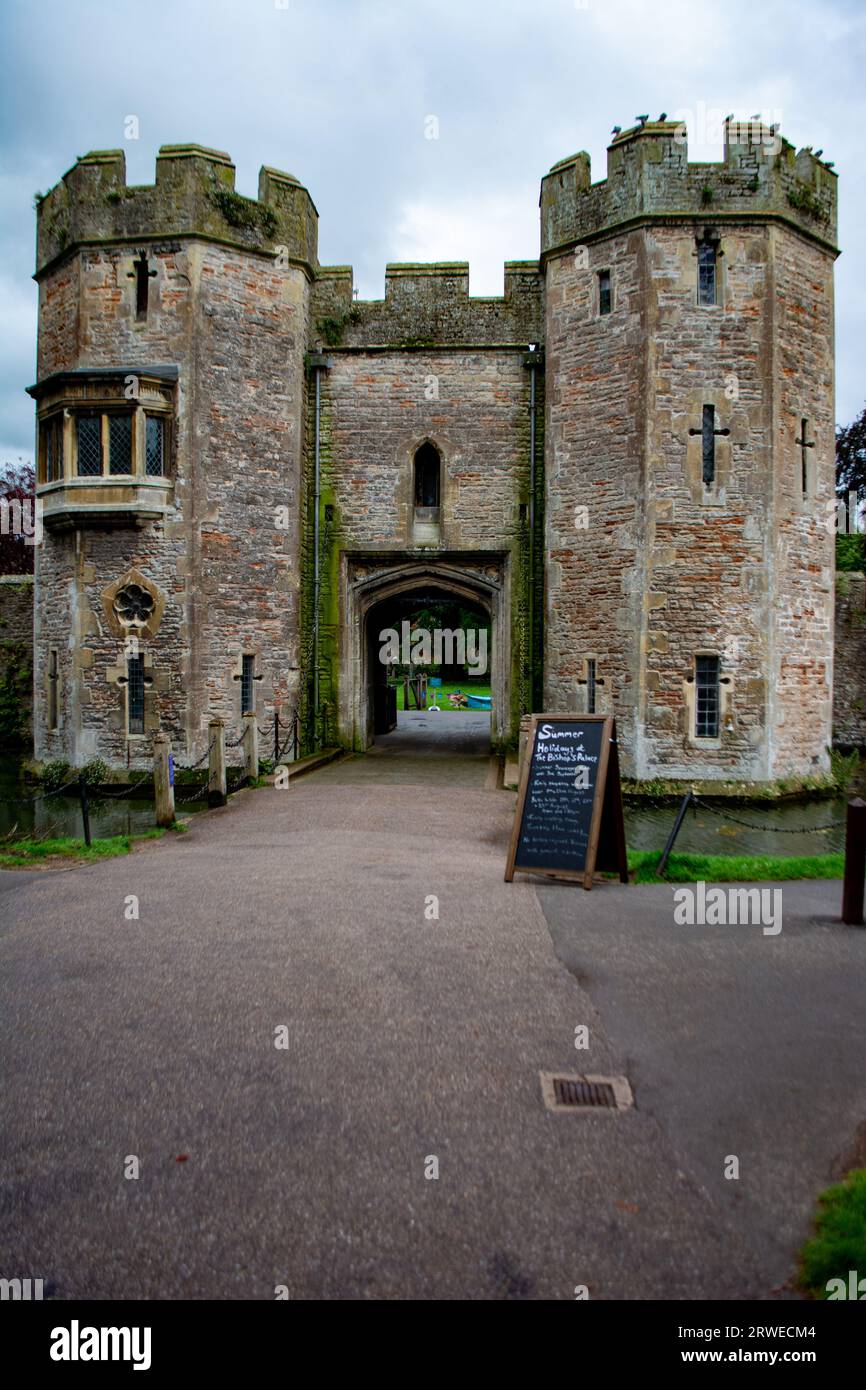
0;751;852;857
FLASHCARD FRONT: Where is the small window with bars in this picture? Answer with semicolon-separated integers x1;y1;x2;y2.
697;239;717;306
48;649;59;730
586;658;597;714
145;416;165;476
240;654;255;716
695;655;720;738
76;415;103;476
127;654;145;735
598;270;612;316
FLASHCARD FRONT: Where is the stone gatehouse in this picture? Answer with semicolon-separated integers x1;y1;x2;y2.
28;117;839;784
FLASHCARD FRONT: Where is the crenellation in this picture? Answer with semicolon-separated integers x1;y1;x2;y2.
312;260;543;349
26;118;841;783
541;120;838;259
35;144;319;279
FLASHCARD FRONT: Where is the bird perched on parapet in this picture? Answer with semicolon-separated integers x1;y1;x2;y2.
659;112;667;121
636;114;649;126
824;161;835;168
751;113;762;121
815;150;824;158
725;114;734;123
611;126;622;136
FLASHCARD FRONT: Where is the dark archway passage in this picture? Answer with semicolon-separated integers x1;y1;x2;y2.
366;586;492;752
341;555;510;753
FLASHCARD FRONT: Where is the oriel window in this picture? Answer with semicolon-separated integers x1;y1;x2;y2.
76;415;102;476
695;655;720;738
108;414;133;475
145;416;165;477
43;415;64;482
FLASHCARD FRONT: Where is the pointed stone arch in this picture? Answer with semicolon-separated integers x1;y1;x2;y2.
341;554;510;750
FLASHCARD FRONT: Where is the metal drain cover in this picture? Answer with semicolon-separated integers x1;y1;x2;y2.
540;1073;634;1113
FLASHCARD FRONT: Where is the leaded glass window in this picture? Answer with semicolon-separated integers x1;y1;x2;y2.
698;240;717;306
44;415;63;482
145;416;165;476
695;655;720;738
108;414;133;475
77;415;102;476
127;655;145;735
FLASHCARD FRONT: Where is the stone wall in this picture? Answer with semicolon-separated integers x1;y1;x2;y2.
312;262;542;349
29;127;841;781
542;228;644;761
540;121;838;783
0;576;33;746
834;574;866;748
33;145;315;767
309;344;539;748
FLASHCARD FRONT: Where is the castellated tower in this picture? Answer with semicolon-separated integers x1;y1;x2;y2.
30;145;316;764
541;119;838;782
29;120;838;787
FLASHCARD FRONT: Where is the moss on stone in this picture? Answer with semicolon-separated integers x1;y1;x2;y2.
208;184;278;240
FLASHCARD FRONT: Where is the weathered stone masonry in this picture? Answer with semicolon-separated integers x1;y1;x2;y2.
29;119;838;783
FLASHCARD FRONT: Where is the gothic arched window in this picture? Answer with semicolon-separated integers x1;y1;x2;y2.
414;442;441;509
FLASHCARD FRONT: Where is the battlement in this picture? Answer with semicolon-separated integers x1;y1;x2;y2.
541;118;838;257
312;261;542;348
34;144;319;277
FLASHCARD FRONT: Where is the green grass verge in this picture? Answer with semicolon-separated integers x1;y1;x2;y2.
396;681;491;712
0;826;184;868
628;849;845;883
798;1169;866;1299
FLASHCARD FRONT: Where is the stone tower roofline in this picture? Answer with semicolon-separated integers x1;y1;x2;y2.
311;261;543;349
541;117;839;261
34;143;319;280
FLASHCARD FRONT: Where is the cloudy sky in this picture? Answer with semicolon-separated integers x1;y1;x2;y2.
1;0;864;462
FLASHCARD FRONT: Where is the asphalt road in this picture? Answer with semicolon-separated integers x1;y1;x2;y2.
1;731;863;1299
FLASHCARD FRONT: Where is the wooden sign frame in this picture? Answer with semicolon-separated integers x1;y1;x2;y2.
505;713;629;890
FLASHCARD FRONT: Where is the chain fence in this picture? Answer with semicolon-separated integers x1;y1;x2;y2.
691;795;848;836
0;775;82;807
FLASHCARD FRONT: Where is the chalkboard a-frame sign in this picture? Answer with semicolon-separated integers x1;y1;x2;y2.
505;714;629;890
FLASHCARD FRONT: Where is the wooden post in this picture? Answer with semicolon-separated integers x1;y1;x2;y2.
208;717;227;807
77;773;92;848
153;732;175;827
518;714;532;779
842;797;866;926
243;710;258;783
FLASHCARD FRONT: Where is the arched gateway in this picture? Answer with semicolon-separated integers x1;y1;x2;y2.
340;556;511;751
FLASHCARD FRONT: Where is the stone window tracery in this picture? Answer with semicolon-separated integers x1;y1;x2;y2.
113;582;156;630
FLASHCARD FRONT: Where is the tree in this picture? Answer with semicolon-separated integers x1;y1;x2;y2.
836;404;866;498
0;460;37;575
